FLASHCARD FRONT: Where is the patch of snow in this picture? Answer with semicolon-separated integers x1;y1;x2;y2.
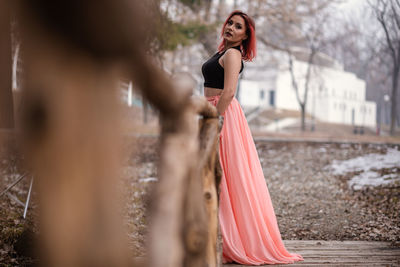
348;171;400;190
340;143;351;148
139;177;158;183
325;148;400;190
260;118;299;132
327;148;400;175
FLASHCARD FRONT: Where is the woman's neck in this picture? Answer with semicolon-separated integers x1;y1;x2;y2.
225;41;241;50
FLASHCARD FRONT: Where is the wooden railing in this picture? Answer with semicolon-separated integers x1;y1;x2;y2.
7;1;223;266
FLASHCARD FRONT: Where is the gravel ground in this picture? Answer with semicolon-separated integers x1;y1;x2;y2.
121;137;400;257
1;136;399;265
255;141;399;244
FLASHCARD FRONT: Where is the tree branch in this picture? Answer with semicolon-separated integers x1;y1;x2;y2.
376;2;397;61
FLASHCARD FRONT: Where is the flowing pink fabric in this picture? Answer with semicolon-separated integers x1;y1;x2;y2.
206;95;304;265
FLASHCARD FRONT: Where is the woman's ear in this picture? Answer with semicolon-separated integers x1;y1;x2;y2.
243;35;248;41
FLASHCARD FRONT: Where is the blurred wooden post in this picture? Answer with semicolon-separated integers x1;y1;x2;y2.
0;0;14;129
21;46;131;267
17;1;140;266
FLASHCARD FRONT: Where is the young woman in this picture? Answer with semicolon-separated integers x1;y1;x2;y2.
201;10;304;265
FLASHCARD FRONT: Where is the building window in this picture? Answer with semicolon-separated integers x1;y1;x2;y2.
269;90;275;106
260;89;265;100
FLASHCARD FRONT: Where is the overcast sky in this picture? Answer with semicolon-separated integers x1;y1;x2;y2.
336;0;367;17
224;0;366;14
338;0;365;10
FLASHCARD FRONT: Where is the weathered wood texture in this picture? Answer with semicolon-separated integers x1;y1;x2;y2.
147;98;202;267
199;117;220;267
223;240;400;266
147;95;222;267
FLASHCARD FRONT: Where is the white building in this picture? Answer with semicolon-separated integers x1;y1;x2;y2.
238;45;377;128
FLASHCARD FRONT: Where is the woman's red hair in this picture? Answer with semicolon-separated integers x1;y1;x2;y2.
218;10;257;61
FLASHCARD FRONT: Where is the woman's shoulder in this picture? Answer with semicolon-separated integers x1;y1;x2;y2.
225;47;242;58
223;47;242;62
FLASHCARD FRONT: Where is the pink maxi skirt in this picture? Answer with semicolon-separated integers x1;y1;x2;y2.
206;95;304;265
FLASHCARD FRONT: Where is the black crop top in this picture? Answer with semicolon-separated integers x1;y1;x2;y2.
201;45;244;90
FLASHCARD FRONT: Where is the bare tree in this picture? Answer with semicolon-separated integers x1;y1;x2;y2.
321;3;400;133
369;0;400;135
256;0;336;131
288;13;332;131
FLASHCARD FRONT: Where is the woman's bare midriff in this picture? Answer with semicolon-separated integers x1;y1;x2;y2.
204;87;223;97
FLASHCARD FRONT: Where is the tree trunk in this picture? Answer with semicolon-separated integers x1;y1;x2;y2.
216;0;226;22
199;32;218;56
390;64;399;135
203;0;213;22
0;1;14;129
301;104;306;131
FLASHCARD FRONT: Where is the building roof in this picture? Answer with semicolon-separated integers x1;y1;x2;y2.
289;46;344;71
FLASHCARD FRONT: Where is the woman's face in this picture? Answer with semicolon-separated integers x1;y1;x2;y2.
223;15;247;45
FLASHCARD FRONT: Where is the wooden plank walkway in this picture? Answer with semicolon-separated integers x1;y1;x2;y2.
223;240;400;266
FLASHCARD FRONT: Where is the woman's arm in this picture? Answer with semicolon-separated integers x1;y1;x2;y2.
216;48;242;115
